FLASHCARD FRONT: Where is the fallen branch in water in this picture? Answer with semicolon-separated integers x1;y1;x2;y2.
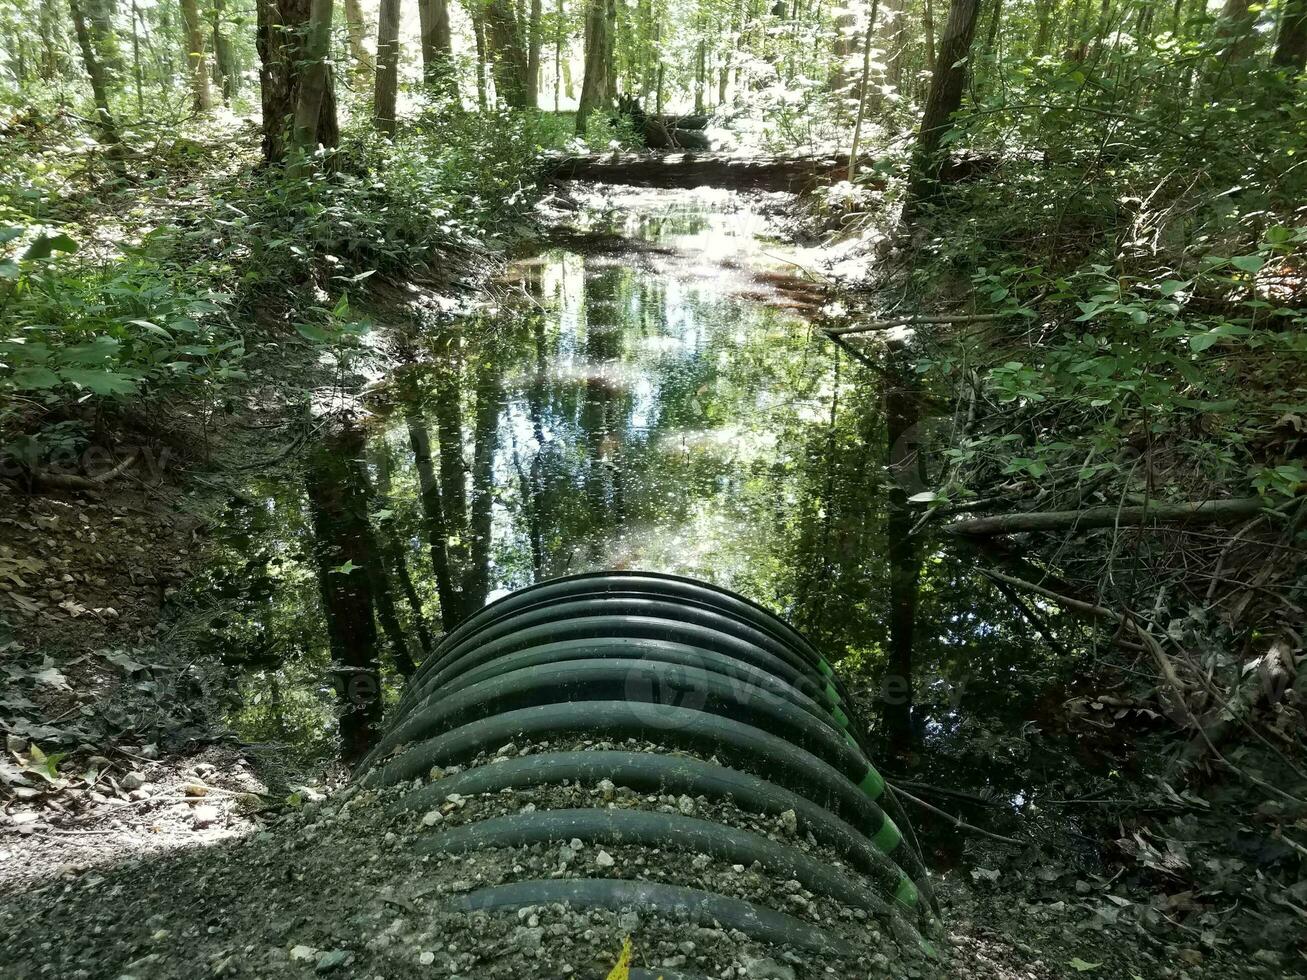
823;311;1008;336
944;497;1267;537
892;784;1025;847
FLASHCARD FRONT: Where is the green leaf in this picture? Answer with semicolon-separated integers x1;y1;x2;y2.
1230;254;1265;274
22;232;78;261
58;368;139;396
128;319;173;340
294;322;333;344
1068;959;1101;973
1189;331;1220;353
7;367;62;390
331;560;359;575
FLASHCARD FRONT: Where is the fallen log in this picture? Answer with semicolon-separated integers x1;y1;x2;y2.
944;497;1267;537
824;312;1008;337
547;152;863;192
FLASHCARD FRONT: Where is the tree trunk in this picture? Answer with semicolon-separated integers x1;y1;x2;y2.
526;0;543;105
465;359;502;611
1214;0;1257;63
372;440;436;658
343;0;375;78
211;0;238;102
554;0;564;108
86;0;122;79
290;0;334;155
304;426;383;766
407;412;462;631
471;5;488;107
923;0;936;70
485;0;530;107
1274;0;1307;72
179;0;213;112
416;0;448;87
884;348;922;752
68;0;126;174
374;0;401;134
901;0;981;220
1033;0;1052;55
984;0;1003;53
943;498;1267;537
576;0;615;132
130;0;144;111
258;0;339;162
38;0;65;80
848;0;881;181
883;0;905;94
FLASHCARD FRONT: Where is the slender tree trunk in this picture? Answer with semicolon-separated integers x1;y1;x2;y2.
372;441;436;658
1274;0;1307;72
984;0;1003;54
848;0;881;181
526;0;543;105
38;0;64;80
472;5;489;107
576;0;615;132
417;0;455;93
485;0;531;106
290;0;335;154
304;426;383;765
179;0;213;112
211;0;238;102
129;0;144;112
407;413;462;631
343;0;375;78
694;38;705;112
884;348;922;752
68;0;126;174
374;0;401;133
923;0;936;69
1033;0;1052;55
554;0;563;109
465;361;502;611
86;0;122;79
901;0;981;220
884;0;905;94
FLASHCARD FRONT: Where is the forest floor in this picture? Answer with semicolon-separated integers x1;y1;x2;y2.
0;176;1299;979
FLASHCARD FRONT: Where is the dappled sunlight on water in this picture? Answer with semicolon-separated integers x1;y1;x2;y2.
187;190;1051;785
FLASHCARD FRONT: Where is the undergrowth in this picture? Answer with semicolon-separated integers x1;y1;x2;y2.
0;104;569;476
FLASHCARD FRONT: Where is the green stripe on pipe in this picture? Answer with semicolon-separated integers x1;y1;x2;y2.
817;659;834;678
894;876;918;910
824;681;841;707
831;704;849;729
872;816;901;853
858;766;885;801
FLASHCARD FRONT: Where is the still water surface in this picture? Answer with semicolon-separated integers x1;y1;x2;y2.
190;190;1048;775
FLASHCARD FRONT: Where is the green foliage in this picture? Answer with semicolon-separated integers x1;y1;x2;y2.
904;33;1307;510
0;216;242;455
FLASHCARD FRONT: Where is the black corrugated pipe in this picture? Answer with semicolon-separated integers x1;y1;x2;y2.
364;571;940;954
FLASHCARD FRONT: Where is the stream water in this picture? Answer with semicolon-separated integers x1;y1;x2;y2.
187;189;1056;808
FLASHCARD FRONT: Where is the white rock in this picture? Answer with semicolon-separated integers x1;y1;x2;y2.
192;805;220;828
779;809;798;835
289;945;318;962
420;809;444;827
119;772;146;792
595;850;615;868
